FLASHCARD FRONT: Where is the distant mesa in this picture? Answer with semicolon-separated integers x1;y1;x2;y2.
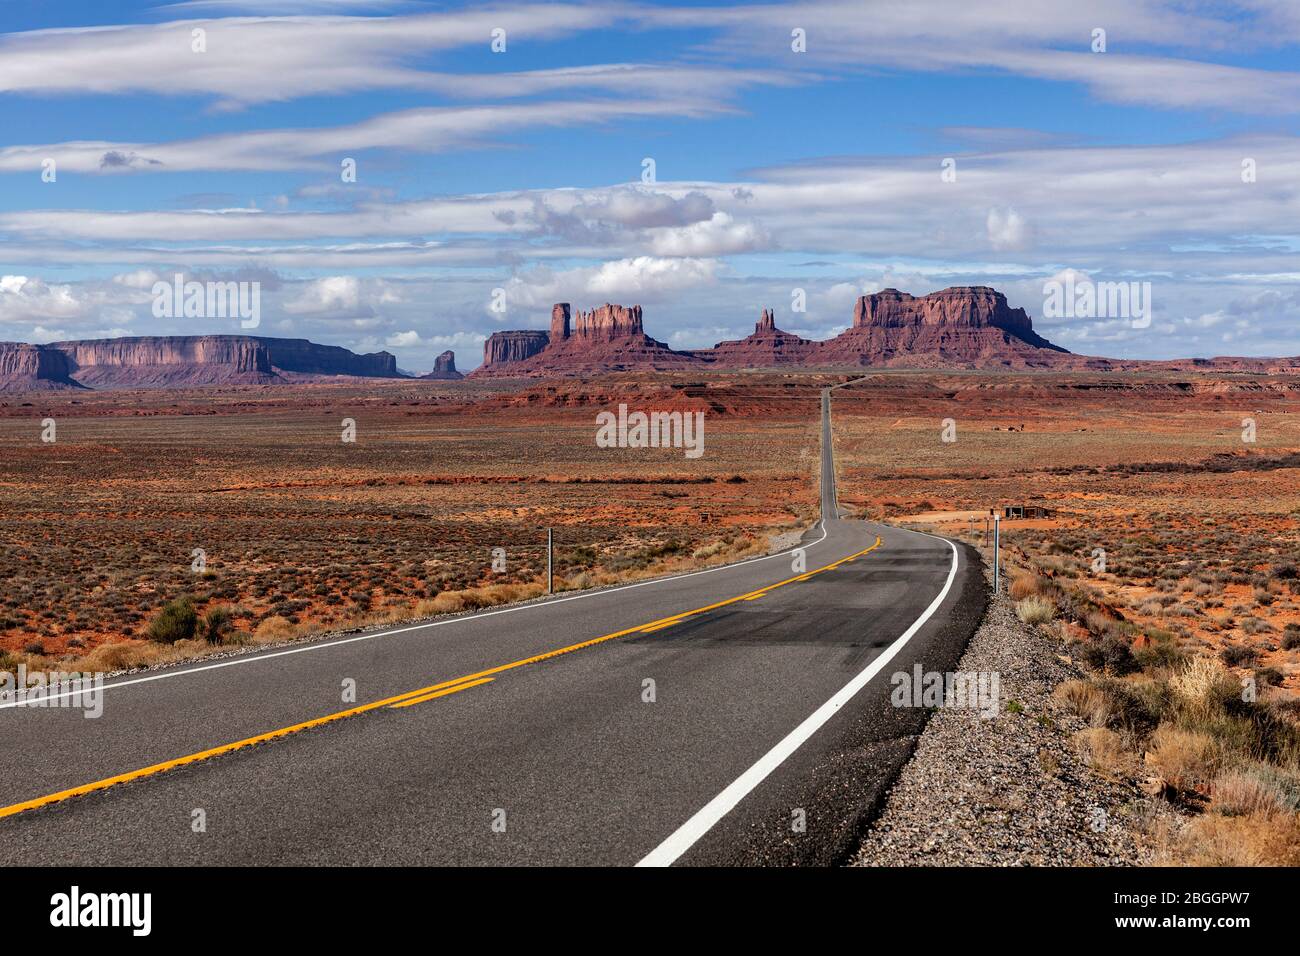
472;286;1300;377
420;349;464;380
478;301;697;376
0;335;403;392
473;287;1072;377
3;288;1297;394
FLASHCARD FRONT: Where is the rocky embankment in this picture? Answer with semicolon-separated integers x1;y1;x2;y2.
852;549;1161;866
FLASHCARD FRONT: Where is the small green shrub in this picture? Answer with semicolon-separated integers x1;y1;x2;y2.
147;597;198;644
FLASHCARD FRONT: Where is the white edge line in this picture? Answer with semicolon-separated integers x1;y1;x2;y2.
1;520;833;709
635;530;960;867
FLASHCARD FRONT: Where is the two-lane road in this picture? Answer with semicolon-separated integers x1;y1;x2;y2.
0;387;984;865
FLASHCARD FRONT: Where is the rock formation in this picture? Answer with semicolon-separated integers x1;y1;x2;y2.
550;303;571;342
482;330;551;367
815;287;1068;368
420;350;464;380
699;307;819;366
572;303;643;341
474;290;1077;376
254;337;399;378
0;335;405;390
0;343;83;392
474;302;700;377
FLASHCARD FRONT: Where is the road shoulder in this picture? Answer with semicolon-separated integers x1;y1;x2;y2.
852;562;1161;866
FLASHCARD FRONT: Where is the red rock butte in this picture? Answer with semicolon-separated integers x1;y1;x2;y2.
473;286;1300;377
0;335;403;391
472;286;1065;377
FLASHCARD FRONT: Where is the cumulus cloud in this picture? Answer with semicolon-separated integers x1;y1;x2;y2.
648;212;770;256
584;256;718;298
282;276;397;319
986;208;1031;251
0;275;89;323
385;329;421;347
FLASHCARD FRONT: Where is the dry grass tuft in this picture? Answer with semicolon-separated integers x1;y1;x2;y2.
253;615;297;643
1210;768;1291;817
1074;726;1137;777
1169;656;1239;720
1009;572;1043;600
1051;678;1110;726
1145;725;1220;793
1016;596;1055;625
1162;810;1300;866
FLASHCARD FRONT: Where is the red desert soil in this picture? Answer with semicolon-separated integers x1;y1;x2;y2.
1;368;1297;695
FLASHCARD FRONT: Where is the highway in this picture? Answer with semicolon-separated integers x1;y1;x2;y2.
0;386;984;866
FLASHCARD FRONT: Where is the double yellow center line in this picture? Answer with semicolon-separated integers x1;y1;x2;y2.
0;536;882;821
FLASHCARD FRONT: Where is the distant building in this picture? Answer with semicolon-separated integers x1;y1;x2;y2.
1003;504;1052;519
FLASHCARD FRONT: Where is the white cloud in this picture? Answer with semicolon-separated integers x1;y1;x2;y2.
0;99;727;175
648;212;770;256
585;256;718;298
283;276;368;316
986;208;1031;251
385;329;420;347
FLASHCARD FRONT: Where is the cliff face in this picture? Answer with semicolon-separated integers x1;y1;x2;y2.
472;302;700;377
420;349;464;380
848;286;1062;352
50;336;280;387
0;335;408;391
483;330;551;368
572;303;643;341
254;337;399;377
0;343;84;391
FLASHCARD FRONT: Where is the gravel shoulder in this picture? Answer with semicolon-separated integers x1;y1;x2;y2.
852;546;1163;866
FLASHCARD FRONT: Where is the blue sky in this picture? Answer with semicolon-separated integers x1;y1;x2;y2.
2;0;1299;370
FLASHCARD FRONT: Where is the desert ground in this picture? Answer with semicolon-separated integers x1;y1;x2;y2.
828;371;1300;697
0;374;826;670
4;368;1296;688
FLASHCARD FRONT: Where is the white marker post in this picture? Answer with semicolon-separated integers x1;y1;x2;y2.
993;511;1001;593
547;528;553;595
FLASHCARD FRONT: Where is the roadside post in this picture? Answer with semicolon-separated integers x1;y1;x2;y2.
547;527;553;595
993;512;1001;593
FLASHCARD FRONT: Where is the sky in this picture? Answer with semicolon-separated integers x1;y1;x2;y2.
1;0;1299;372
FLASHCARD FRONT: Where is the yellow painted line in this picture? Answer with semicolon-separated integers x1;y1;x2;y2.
389;677;493;709
0;535;883;821
638;622;678;634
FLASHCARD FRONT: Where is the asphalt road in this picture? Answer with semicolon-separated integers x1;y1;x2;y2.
0;387;985;866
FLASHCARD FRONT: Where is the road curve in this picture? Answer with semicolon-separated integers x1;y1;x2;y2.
0;387;984;866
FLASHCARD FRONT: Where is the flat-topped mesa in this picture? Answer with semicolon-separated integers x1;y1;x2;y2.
0;334;412;390
846;286;1064;355
854;286;1031;334
253;337;399;377
573;303;642;341
0;342;83;391
54;335;272;374
49;335;280;387
483;330;550;367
